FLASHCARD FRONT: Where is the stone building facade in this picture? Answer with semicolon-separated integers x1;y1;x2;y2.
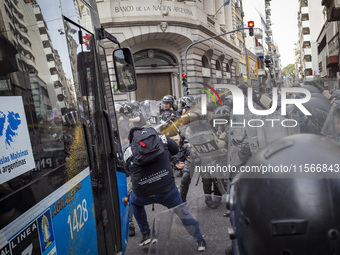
97;0;244;101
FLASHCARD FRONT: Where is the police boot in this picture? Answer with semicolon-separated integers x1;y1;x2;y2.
204;196;220;209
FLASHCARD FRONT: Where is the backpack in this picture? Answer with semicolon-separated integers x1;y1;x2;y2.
129;127;165;165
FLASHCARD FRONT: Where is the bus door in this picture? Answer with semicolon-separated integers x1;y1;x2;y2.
62;18;125;254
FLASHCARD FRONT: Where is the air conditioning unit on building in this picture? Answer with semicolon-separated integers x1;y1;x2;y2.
322;0;340;21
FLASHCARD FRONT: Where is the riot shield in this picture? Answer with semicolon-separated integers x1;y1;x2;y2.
245;112;300;154
149;100;160;125
296;107;329;135
147;194;231;255
140;101;152;125
244;106;329;155
187;119;229;182
321;100;340;141
226;113;250;167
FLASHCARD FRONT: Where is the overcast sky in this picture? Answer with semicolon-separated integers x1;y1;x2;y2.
243;0;299;68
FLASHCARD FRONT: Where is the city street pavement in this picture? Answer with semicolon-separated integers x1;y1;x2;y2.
124;172;233;255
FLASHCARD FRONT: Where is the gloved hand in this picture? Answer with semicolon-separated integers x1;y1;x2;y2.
170;113;177;121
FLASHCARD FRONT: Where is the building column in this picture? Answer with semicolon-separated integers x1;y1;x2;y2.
203;0;216;16
224;2;233;32
215;0;225;25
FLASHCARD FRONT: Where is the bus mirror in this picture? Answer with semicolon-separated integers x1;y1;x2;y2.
113;48;137;92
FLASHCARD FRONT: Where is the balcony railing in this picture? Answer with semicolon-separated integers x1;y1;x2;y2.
302;20;310;28
41;34;48;42
303;48;312;56
304;61;313;69
255;46;264;55
301;6;308;14
258;69;266;76
254;28;263;39
44;47;52;55
55;87;64;96
48;61;56;69
266;29;272;36
303;34;311;43
51;74;59;82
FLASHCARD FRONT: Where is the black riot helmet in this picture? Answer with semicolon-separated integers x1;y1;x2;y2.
229;134;340;255
123;102;133;114
332;89;340;100
162;95;174;105
302;84;321;94
321;100;340;141
303;95;331;113
177;97;186;107
222;94;233;109
115;103;123;113
183;95;194;108
289;96;331;134
238;83;248;97
311;92;330;102
213;105;231;120
131;101;140;111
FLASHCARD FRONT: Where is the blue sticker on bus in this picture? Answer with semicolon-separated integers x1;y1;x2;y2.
0;168;98;255
50;173;98;255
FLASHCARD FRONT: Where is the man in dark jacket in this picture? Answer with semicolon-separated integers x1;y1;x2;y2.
123;127;206;252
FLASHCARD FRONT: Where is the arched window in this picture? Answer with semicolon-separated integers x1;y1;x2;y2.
226;63;230;73
216;60;222;71
202;55;211;80
202;55;210;68
216;60;222;82
225;63;232;80
133;49;177;67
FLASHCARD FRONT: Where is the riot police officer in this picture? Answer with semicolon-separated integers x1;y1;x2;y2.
288;96;331;134
160;95;178;123
227;133;340;255
177;98;188;116
187;119;227;208
123;102;146;128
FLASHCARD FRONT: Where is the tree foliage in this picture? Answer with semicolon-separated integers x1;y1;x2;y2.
282;64;296;81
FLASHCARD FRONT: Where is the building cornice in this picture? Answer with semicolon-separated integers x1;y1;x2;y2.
102;20;242;54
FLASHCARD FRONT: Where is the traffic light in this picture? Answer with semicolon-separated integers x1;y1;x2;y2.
182;73;189;96
83;33;92;46
248;21;254;36
182;73;189;95
264;55;272;68
182;73;187;86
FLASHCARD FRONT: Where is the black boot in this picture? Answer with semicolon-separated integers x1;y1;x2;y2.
129;224;135;237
